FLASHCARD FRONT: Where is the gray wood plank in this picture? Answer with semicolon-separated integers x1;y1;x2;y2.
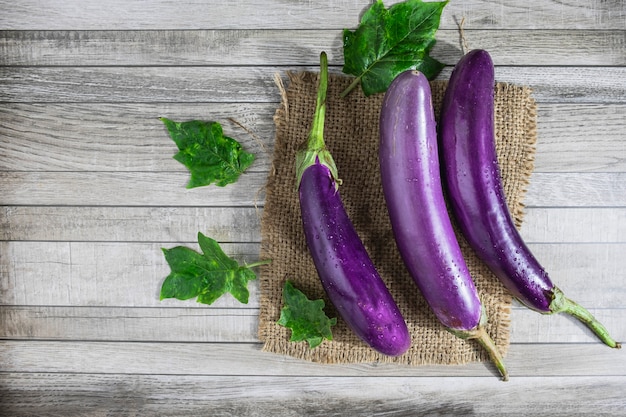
1;171;624;206
0;306;259;342
1;242;624;308
520;208;626;243
0;305;623;345
2;29;624;66
0;206;265;243
523;173;626;207
535;103;626;172
1;66;625;104
0;341;623;378
0;66;283;103
1;372;625;416
0;241;263;309
531;243;626;308
0;0;624;30
2;206;624;244
0;171;268;206
0;103;275;172
1;103;624;173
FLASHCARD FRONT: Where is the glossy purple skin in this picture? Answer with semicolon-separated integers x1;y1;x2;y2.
439;49;553;312
379;70;482;331
299;162;411;356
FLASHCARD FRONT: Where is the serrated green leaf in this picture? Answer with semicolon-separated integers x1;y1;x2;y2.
160;246;210;300
161;118;255;188
197;232;239;271
277;281;337;349
342;0;448;96
160;232;263;305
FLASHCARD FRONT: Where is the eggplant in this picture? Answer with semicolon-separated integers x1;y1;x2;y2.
379;69;508;379
296;52;411;356
439;49;621;349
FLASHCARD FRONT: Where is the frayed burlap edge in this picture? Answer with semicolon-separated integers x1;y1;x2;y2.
257;71;537;367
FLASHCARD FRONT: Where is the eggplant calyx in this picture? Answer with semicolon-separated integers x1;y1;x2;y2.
296;148;340;190
549;287;621;349
295;51;341;190
448;323;509;381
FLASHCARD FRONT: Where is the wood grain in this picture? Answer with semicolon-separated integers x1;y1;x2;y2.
1;0;625;413
0;171;624;206
520;208;626;243
0;0;624;30
1;242;624;308
2;206;625;243
2;29;624;66
1;103;624;173
1;103;625;173
0;103;275;172
0;306;623;345
1;66;625;103
1;372;625;416
0;341;623;377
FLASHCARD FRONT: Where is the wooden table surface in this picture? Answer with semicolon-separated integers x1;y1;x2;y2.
1;1;625;415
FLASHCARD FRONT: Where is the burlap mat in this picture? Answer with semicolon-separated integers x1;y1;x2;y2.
258;71;537;366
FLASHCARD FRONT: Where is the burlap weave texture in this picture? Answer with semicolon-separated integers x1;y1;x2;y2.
258;71;537;366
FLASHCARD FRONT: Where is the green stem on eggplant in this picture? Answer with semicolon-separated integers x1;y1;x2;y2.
448;322;509;381
549;287;622;349
470;327;510;382
295;51;340;188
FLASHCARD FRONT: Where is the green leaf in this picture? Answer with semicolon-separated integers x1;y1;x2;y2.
160;232;267;305
161;117;255;188
277;281;337;349
342;0;448;97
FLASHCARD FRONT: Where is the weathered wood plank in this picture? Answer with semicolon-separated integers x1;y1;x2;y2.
2;206;624;244
0;101;623;173
1;242;624;308
0;0;624;30
0;103;275;172
2;372;625;416
0;171;268;207
1;29;624;66
0;306;259;342
0;341;623;378
0;241;263;309
1;66;625;104
0;206;264;243
1;102;624;173
531;243;626;308
0;66;284;103
0;305;623;345
523;173;626;207
520;208;626;243
1;171;624;207
534;103;626;172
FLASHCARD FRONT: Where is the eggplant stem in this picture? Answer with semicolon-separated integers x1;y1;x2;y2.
295;52;340;188
549;287;621;349
448;326;509;381
470;326;509;381
307;52;329;152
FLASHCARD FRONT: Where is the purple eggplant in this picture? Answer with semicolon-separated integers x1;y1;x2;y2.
379;69;508;379
439;49;620;349
295;52;411;356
